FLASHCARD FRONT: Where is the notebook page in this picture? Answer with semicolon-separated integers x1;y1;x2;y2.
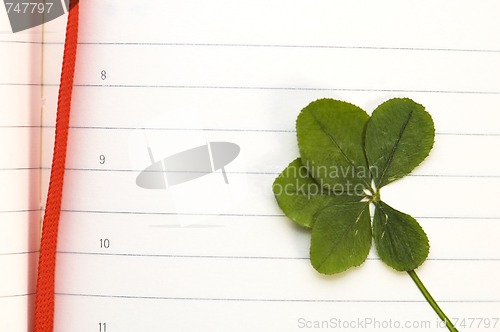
41;1;500;331
0;14;43;331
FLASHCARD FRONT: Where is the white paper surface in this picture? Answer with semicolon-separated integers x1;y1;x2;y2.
0;12;43;331
4;1;500;331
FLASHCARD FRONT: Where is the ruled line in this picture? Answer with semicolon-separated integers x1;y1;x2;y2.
1;124;500;137
58;209;500;220
0;293;35;299
74;84;500;96
57;251;500;262
59;209;285;218
1;82;500;95
0;250;38;257
2;39;500;54
55;292;500;304
1;167;499;179
0;208;41;214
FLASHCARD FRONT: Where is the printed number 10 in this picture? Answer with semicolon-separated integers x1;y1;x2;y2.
100;239;110;249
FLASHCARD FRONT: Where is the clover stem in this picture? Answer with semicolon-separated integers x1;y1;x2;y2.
407;270;458;332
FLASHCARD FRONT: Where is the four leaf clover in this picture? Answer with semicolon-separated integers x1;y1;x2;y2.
273;98;459;332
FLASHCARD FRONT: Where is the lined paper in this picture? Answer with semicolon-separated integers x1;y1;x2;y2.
5;0;500;331
0;16;43;331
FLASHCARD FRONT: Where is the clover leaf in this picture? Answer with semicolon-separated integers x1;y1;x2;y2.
273;98;459;332
296;99;371;194
272;158;362;229
372;201;429;271
365;98;435;188
311;202;371;274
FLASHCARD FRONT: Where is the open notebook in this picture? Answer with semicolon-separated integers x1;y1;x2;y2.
1;1;500;331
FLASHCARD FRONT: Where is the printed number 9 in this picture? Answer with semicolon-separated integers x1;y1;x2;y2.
99;155;106;164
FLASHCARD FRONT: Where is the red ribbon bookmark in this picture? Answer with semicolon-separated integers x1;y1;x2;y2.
34;1;80;331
